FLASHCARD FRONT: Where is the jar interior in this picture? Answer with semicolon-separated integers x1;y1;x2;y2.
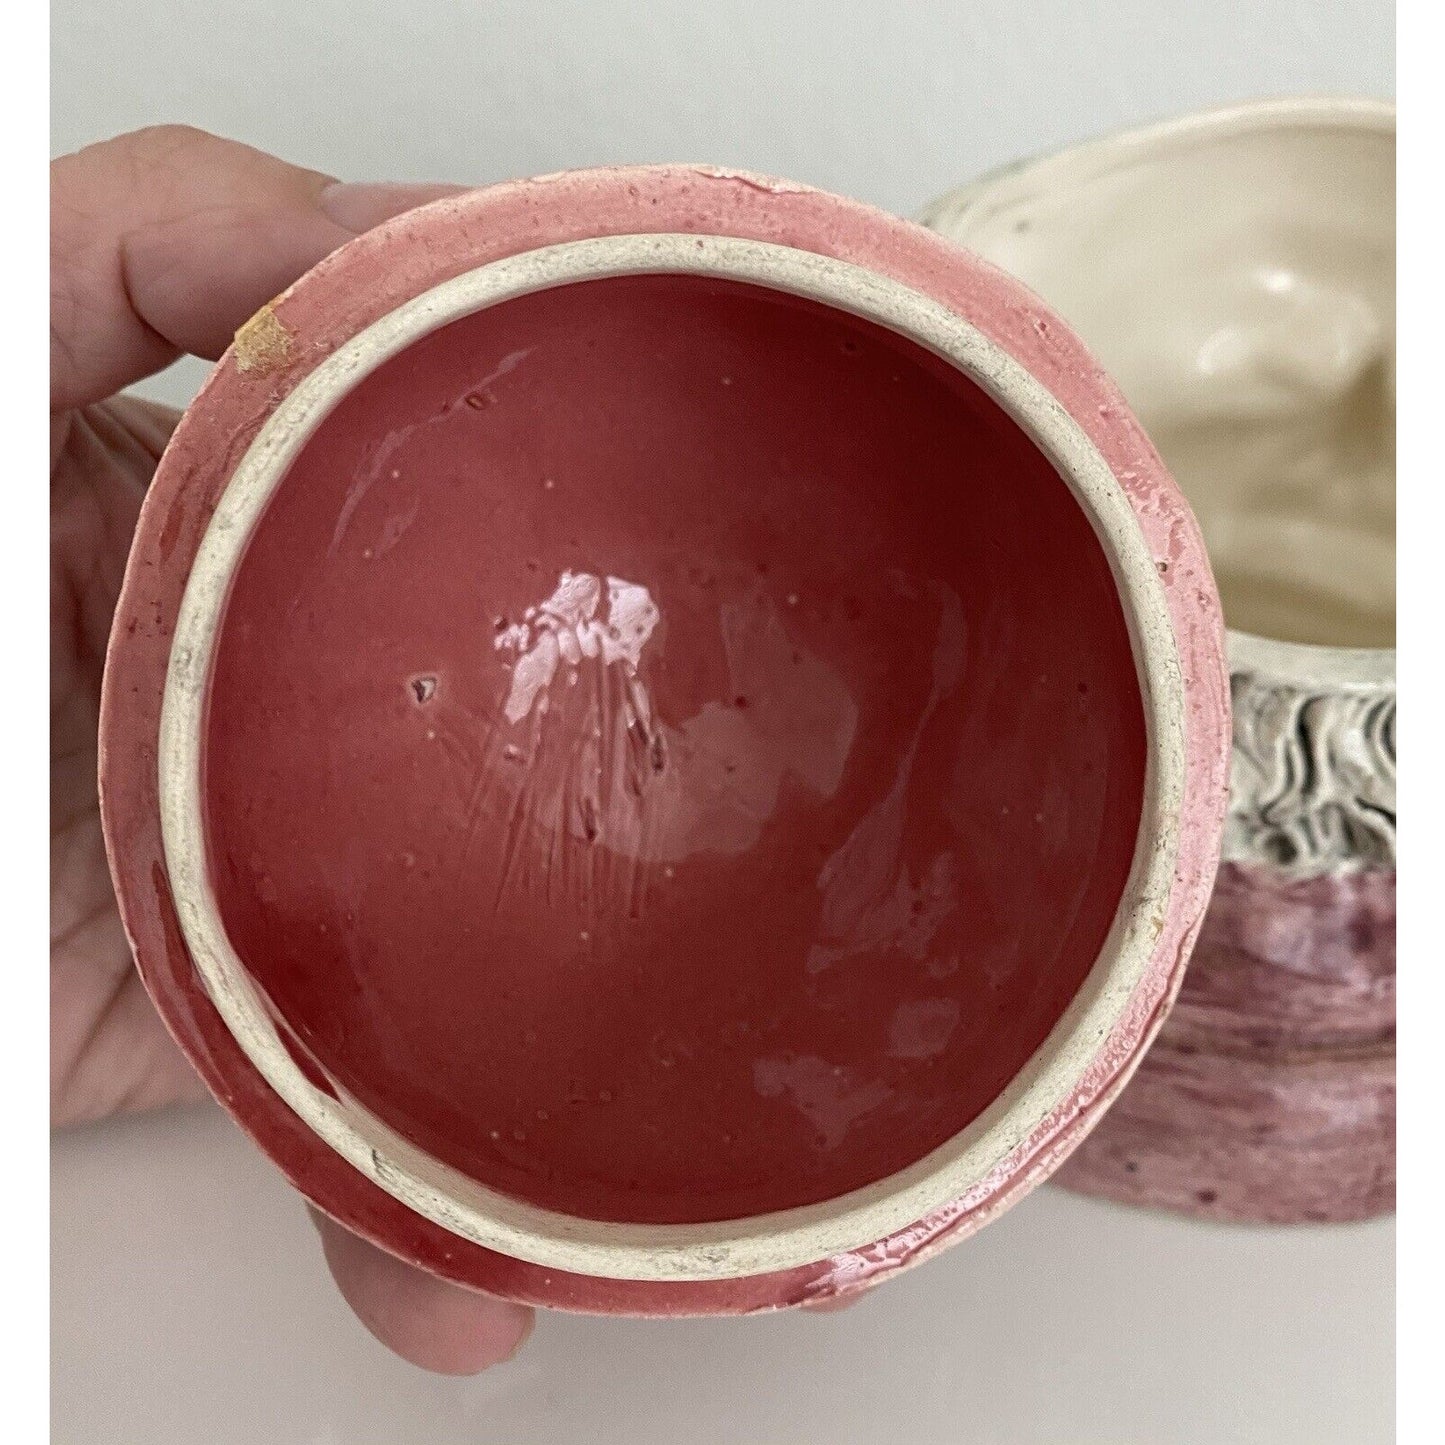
941;119;1395;648
200;272;1147;1225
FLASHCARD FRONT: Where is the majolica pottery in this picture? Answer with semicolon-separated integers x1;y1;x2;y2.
922;98;1395;1223
100;165;1229;1312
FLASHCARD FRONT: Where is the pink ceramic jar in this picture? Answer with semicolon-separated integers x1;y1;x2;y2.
922;98;1395;1223
101;165;1229;1312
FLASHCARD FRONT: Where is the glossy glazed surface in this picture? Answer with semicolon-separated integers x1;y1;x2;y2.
922;107;1395;648
203;275;1147;1224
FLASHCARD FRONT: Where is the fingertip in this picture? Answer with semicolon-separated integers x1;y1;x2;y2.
317;181;472;234
310;1208;535;1375
51;128;474;408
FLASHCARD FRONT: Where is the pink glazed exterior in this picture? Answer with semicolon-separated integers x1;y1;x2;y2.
1055;861;1394;1222
99;165;1230;1314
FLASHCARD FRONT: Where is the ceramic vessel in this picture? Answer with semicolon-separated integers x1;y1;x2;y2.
100;165;1229;1312
921;98;1395;1222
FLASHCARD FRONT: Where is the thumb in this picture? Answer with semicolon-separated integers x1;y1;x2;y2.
308;1207;534;1375
51;125;467;412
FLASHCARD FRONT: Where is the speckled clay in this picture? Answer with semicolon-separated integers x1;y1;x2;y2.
100;165;1229;1312
922;98;1395;1223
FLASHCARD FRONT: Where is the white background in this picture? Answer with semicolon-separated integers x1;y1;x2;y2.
53;0;1395;416
54;1106;1394;1445
52;3;1395;1441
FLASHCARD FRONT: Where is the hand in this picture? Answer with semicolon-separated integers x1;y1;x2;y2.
51;126;534;1373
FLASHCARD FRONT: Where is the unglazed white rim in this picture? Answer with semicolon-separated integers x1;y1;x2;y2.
158;233;1186;1282
919;94;1397;699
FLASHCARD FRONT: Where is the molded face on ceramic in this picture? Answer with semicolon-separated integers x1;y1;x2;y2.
201;271;1147;1228
101;167;1230;1311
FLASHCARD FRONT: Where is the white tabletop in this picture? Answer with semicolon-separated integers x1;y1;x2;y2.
53;1104;1393;1444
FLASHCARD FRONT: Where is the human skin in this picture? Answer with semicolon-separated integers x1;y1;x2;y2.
50;125;535;1375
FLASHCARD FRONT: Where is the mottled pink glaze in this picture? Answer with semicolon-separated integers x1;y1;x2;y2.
1055;862;1395;1222
1162;863;1394;1052
99;165;1229;1314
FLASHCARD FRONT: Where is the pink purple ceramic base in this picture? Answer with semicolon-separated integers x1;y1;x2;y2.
100;165;1229;1313
1055;862;1395;1222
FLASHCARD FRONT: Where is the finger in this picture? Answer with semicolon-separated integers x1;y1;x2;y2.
51;125;467;412
309;1207;535;1375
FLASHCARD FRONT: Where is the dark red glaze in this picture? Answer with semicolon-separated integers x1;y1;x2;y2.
201;275;1147;1224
